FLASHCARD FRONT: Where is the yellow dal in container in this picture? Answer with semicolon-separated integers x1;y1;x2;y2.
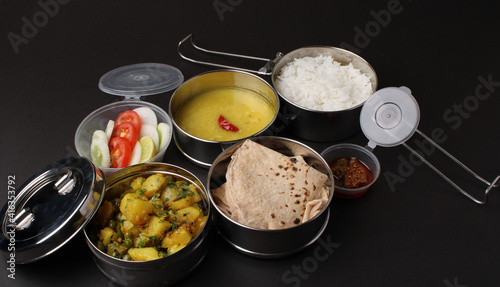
175;88;275;141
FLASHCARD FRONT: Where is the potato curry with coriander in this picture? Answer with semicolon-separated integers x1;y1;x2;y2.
90;173;207;261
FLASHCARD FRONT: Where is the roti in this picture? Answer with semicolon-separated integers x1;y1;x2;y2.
212;139;329;229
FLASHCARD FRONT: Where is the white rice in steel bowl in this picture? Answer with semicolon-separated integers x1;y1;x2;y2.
274;54;373;111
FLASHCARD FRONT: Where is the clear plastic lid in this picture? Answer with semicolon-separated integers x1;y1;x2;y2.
98;63;184;98
360;86;420;149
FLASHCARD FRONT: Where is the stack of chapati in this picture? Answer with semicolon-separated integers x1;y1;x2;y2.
212;140;330;230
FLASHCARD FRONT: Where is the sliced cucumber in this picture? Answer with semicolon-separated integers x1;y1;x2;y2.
92;130;108;143
129;141;142;166
157;122;171;151
133;107;157;127
104;120;114;140
138;124;160;151
90;138;111;168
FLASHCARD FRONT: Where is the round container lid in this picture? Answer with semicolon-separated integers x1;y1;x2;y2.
98;63;184;98
0;157;105;263
360;86;420;148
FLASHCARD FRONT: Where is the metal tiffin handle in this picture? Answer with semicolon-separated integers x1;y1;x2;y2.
360;87;499;205
177;34;283;76
402;129;499;205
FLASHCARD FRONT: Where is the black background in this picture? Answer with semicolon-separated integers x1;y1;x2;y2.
1;1;499;286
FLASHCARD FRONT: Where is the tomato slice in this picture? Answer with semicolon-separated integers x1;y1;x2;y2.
112;122;138;149
218;115;239;132
115;110;142;134
109;137;132;168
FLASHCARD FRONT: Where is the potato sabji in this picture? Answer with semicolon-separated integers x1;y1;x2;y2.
91;173;208;261
90;107;171;168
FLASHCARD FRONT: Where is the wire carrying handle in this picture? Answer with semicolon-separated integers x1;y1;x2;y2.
177;34;283;76
402;130;499;205
361;87;499;205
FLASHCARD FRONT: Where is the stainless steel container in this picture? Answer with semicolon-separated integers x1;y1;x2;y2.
178;36;378;142
169;70;280;168
207;136;334;258
84;163;212;287
0;157;105;264
271;46;378;142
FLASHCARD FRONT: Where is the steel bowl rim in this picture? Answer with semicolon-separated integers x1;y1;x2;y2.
206;136;335;232
218;208;330;258
271;45;378;113
168;69;281;144
84;162;211;265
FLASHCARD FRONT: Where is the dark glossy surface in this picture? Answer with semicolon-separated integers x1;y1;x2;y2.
1;1;499;286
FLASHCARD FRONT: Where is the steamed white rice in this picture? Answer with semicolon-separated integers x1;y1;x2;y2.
275;55;373;111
